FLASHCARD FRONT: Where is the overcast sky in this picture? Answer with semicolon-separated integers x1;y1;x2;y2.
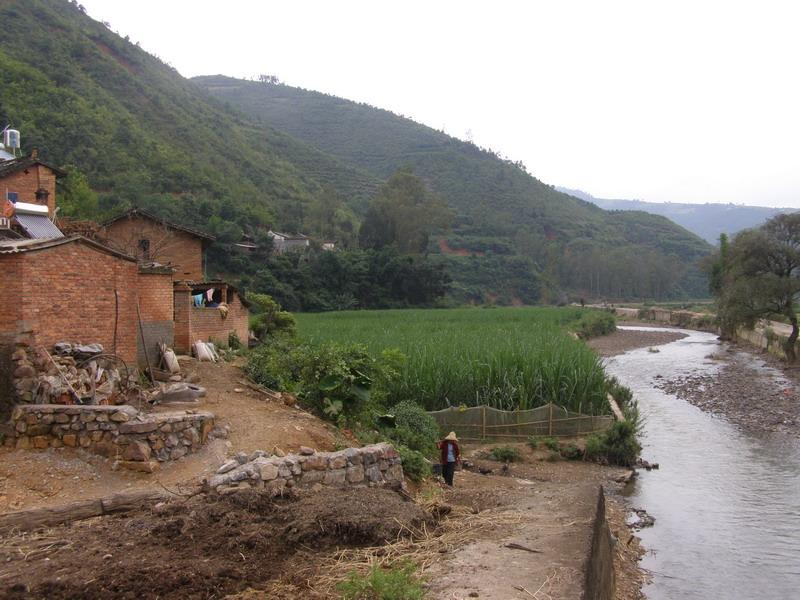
80;0;800;207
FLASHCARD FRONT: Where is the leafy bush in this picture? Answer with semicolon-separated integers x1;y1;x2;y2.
602;421;641;466
387;400;440;456
248;293;296;340
338;561;424;600
228;331;242;350
560;443;582;460
573;311;616;339
527;435;541;450
585;421;641;467
542;437;559;452
490;446;521;462
397;445;431;482
246;341;404;424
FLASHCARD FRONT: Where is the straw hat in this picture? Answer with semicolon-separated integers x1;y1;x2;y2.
444;431;458;441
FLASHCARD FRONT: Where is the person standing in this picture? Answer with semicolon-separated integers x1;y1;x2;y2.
438;431;461;486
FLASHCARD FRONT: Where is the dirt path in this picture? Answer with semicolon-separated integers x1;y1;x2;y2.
424;444;638;600
0;358;339;513
588;328;687;357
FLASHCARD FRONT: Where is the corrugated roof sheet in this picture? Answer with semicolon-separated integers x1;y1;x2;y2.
15;213;64;239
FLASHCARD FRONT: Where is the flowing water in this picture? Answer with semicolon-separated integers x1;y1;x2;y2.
605;327;800;600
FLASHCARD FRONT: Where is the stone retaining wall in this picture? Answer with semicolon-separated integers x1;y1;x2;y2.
5;404;215;472
207;443;404;496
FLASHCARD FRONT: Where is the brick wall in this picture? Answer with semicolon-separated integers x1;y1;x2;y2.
0;165;57;216
136;271;175;366
0;255;23;418
172;286;249;353
102;216;205;280
0;240;139;366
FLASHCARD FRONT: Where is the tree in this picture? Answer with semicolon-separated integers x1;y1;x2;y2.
358;167;452;253
710;214;800;360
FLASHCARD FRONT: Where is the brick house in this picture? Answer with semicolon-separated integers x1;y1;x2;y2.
0;236;140;417
0;152;66;239
100;208;250;354
100;208;214;281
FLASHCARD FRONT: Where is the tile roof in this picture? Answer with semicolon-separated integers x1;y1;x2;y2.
103;208;216;242
0;235;136;261
0;156;67;179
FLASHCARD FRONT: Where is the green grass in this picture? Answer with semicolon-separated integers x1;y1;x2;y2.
296;307;613;414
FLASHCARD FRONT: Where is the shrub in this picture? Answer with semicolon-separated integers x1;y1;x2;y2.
542;437;559;452
246;341;404;424
397;445;431;482
388;400;440;456
585;421;641;467
527;435;541;450
574;311;616;339
248;293;296;341
338;561;424;600
602;421;641;466
339;563;424;600
228;331;242;350
560;443;582;460
490;446;521;462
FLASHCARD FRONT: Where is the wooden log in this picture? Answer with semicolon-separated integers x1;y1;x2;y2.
100;490;169;514
0;489;173;535
0;499;103;535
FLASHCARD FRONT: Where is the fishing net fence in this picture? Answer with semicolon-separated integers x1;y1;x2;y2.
428;403;614;441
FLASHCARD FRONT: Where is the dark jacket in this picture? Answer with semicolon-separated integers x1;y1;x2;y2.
439;440;460;464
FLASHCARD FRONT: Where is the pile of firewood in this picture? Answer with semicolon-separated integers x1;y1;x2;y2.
11;343;139;405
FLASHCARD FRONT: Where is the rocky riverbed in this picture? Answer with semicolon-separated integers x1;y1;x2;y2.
654;347;799;435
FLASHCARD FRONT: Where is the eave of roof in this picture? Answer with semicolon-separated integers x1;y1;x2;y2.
102;208;216;242
0;156;67;179
0;235;137;261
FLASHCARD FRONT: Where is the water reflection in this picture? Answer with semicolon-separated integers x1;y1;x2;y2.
605;327;800;599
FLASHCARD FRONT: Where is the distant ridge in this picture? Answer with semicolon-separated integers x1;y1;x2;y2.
557;187;795;244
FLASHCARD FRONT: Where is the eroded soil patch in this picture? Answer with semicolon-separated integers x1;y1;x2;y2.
0;487;429;600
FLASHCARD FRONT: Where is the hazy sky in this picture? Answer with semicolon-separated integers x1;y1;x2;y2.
80;0;800;207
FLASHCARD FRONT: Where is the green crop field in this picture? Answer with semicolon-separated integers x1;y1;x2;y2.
295;307;614;414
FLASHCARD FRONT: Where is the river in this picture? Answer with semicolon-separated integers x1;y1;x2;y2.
604;326;800;600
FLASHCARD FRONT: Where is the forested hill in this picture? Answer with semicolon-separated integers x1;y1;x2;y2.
0;0;380;234
556;187;795;244
0;0;712;303
196;75;712;300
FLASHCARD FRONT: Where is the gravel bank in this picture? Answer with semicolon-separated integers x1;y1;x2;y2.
655;347;800;435
588;328;688;357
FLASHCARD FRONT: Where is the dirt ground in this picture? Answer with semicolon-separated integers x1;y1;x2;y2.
588;328;687;357
0;356;648;599
0;487;429;599
0;442;644;600
0;358;340;513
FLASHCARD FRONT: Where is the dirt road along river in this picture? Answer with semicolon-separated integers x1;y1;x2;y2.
605;327;800;600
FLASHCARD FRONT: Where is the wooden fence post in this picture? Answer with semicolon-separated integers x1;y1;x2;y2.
481;405;486;441
548;403;553;436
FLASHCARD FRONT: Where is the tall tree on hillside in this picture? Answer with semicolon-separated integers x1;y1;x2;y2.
359;167;452;254
708;214;800;360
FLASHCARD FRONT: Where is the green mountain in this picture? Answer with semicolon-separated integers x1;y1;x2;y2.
0;0;712;303
195;75;712;300
557;187;795;244
0;0;379;233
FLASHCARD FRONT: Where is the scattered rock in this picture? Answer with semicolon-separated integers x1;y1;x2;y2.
299;446;315;456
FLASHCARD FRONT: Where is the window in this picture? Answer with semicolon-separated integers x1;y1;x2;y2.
35;188;50;203
6;192;18;203
226;288;234;303
138;238;151;260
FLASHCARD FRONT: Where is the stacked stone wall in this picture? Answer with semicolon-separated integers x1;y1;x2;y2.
207;443;404;496
5;404;215;472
